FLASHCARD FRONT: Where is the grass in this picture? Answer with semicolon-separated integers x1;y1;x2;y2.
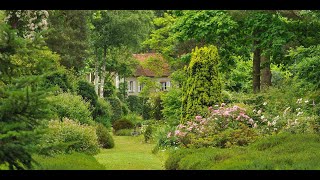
165;133;320;170
33;152;105;170
94;135;165;170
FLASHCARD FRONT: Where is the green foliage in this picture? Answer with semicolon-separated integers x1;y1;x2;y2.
76;80;98;110
144;125;153;143
143;12;177;56
113;129;133;136
38;119;100;156
0;77;52;170
223;58;252;93
91;10;154;52
182;45;222;121
288;45;320;90
173;10;242;71
188;125;258;149
46;10;90;72
0;22;56;170
107;96;124;122
165;148;194;170
42;68;74;93
161;88;182;126
95;123;114;149
94;98;113;128
122;113;144;127
165;133;320;170
112;119;134;132
7;39;61;77
137;76;161;98
149;93;163;120
170;69;187;88
126;95;143;114
140;55;167;77
33;152;105;170
142;100;152;120
48;93;94;125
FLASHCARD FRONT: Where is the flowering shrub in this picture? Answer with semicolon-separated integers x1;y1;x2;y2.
167;103;258;148
5;10;49;39
250;98;317;134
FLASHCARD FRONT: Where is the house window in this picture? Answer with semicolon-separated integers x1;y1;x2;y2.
138;83;144;92
161;82;167;91
129;81;134;92
160;81;170;91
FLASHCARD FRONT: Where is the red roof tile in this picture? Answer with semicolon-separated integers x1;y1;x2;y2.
133;53;170;77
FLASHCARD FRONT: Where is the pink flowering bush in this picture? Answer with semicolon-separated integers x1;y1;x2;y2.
166;103;259;148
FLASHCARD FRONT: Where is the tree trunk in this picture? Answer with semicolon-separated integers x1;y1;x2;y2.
94;48;99;95
99;46;107;98
261;52;272;90
253;41;261;93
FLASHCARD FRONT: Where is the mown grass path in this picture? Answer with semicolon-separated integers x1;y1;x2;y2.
94;136;165;170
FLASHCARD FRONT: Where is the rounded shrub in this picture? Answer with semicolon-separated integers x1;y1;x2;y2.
38;118;100;155
112;119;134;132
48;93;94;125
96;123;114;149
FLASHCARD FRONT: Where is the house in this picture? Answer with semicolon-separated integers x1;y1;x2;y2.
115;53;171;96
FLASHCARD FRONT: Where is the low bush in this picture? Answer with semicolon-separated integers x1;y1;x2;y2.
33;152;105;170
112;119;134;132
38;118;100;155
96;123;114;149
48;93;94;125
165;133;320;170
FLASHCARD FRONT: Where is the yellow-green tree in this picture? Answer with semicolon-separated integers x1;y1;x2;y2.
181;45;222;122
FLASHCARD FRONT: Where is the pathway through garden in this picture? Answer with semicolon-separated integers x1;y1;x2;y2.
94;136;165;170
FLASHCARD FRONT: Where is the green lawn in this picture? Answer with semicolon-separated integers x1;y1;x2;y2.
94;135;166;170
1;135;165;170
33;152;105;170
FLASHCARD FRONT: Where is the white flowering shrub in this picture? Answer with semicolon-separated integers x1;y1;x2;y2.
5;10;49;39
38;118;100;155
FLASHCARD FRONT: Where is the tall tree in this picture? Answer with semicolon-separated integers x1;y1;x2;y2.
46;10;91;73
182;45;222;122
0;12;59;169
90;10;154;97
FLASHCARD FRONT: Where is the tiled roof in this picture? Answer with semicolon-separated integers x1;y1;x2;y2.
133;53;170;77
